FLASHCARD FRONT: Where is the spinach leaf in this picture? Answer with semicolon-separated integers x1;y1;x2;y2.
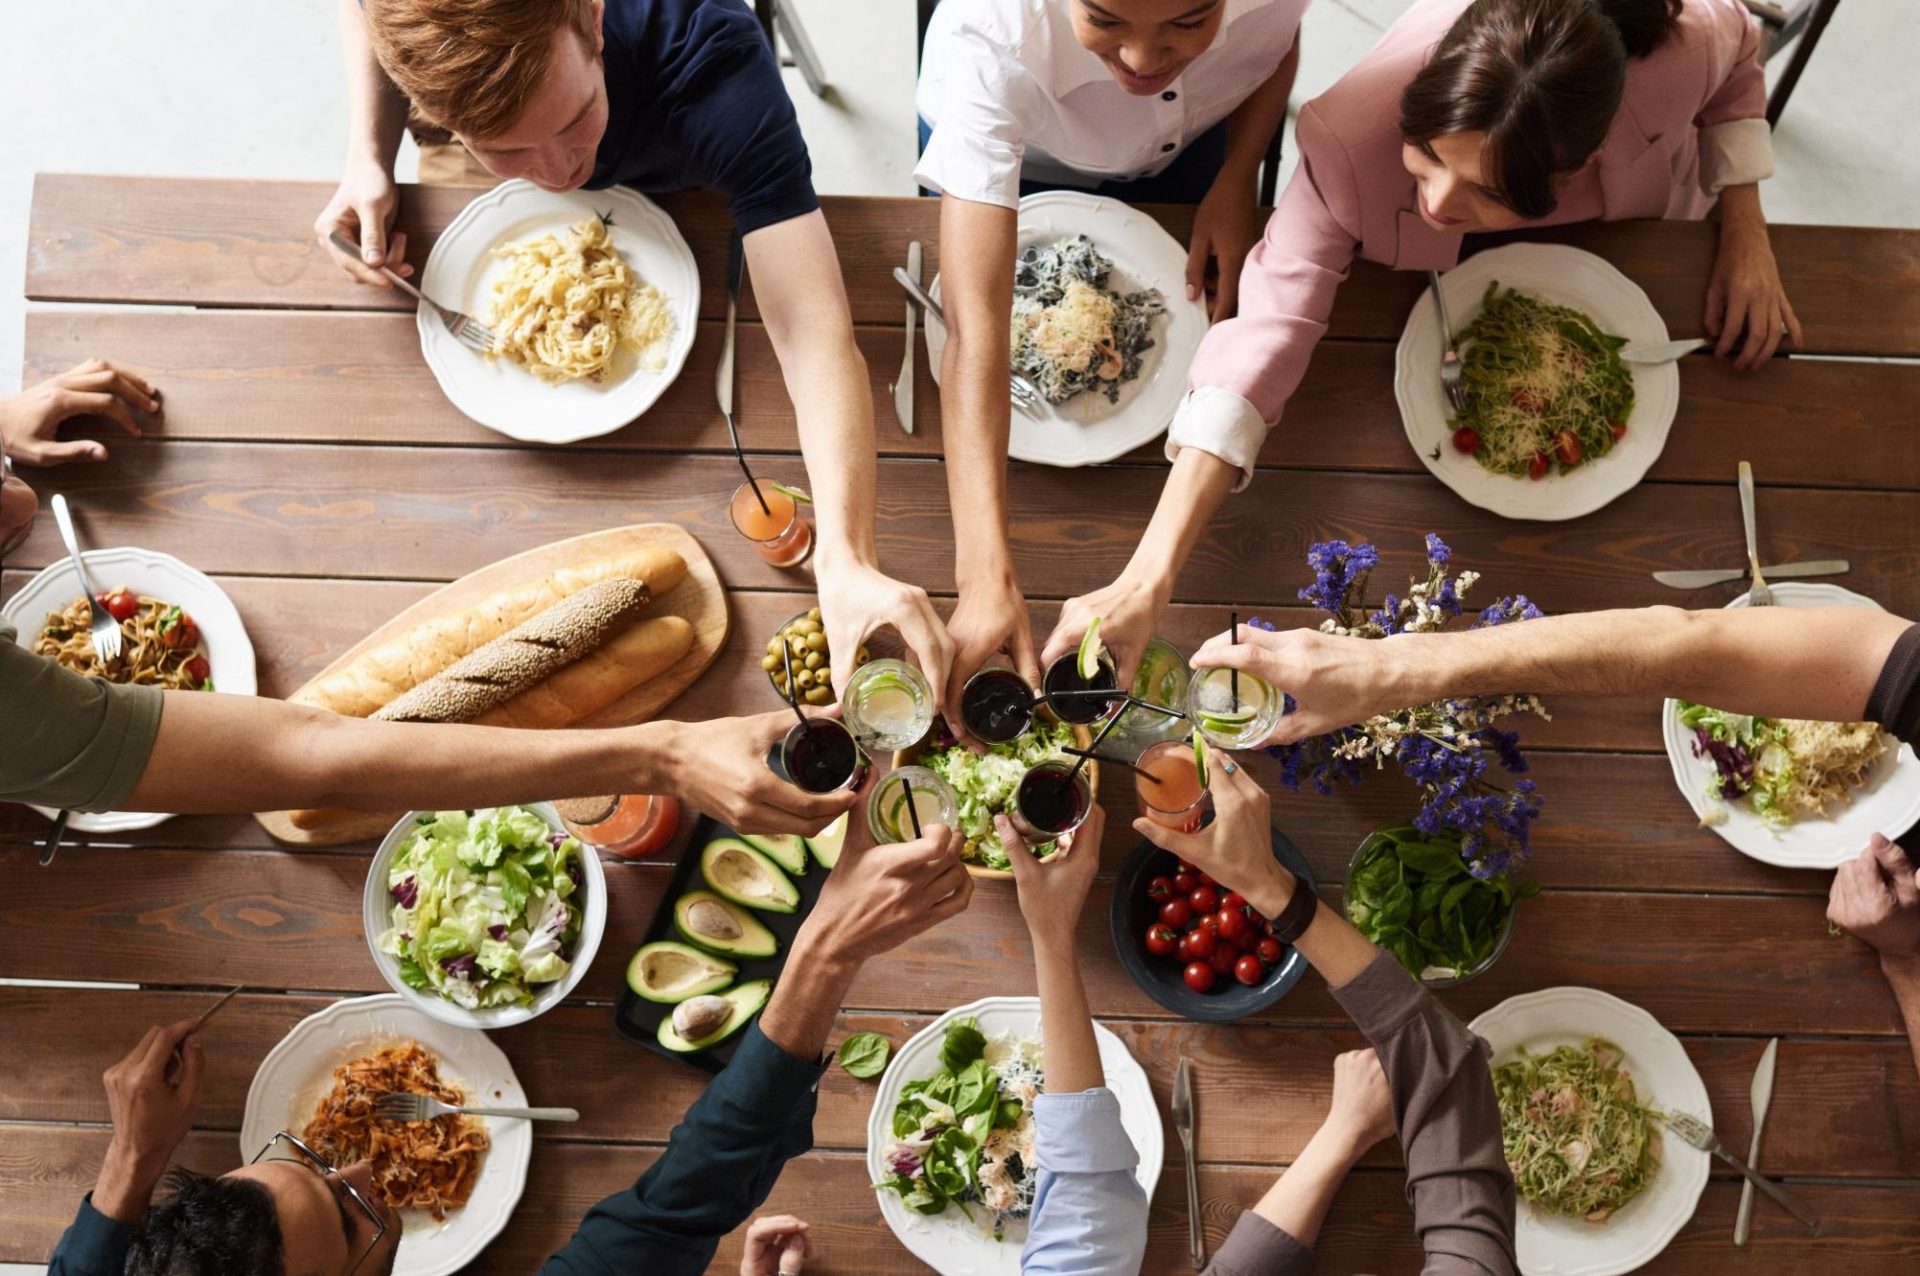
837;1031;892;1079
941;1017;987;1071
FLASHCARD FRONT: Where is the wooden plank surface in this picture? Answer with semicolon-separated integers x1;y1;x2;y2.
27;175;1920;355
23;309;1918;485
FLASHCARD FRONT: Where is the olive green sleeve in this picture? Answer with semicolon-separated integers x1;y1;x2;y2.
2;624;164;813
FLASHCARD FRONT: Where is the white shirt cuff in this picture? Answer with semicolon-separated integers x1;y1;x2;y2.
1165;387;1267;492
1698;118;1774;195
1033;1088;1139;1174
914;124;1023;210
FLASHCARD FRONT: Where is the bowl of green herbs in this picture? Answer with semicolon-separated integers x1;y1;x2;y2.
1343;824;1533;988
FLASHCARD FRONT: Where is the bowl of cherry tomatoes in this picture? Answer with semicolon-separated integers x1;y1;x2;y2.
1108;826;1315;1022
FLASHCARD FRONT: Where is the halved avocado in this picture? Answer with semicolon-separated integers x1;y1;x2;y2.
657;979;773;1053
673;890;778;958
740;832;809;877
626;941;737;1004
807;811;849;869
701;838;800;914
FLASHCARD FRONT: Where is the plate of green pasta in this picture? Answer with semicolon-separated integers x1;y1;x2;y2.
1471;987;1709;1276
1396;244;1679;521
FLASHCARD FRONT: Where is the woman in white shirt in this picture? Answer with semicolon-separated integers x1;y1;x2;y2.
915;0;1309;725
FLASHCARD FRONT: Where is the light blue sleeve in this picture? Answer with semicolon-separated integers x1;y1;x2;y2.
1021;1089;1149;1276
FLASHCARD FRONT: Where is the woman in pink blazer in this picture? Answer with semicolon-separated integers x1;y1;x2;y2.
1043;0;1800;687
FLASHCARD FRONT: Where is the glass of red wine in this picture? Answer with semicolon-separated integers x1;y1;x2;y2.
1042;651;1122;725
961;666;1037;744
779;717;868;794
1012;759;1093;840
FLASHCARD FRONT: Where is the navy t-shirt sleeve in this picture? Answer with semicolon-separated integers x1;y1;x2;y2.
668;25;818;235
1866;623;1920;746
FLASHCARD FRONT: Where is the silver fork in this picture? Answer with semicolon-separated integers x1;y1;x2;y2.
50;494;121;664
1428;270;1465;414
891;266;1042;418
1737;462;1774;608
328;232;496;354
1662;1111;1818;1228
373;1092;579;1124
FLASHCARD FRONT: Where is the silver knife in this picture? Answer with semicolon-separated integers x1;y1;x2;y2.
1621;337;1708;365
891;242;920;435
1652;559;1848;589
1173;1056;1204;1269
1735;1037;1779;1246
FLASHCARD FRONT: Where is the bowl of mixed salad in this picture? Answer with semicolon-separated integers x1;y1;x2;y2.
363;804;607;1028
897;717;1096;879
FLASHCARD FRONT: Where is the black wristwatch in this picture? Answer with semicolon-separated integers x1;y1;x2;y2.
1269;879;1320;945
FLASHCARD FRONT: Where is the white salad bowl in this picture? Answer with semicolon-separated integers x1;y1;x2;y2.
362;803;607;1030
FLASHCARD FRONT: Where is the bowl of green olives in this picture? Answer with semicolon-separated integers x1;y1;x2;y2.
763;607;870;706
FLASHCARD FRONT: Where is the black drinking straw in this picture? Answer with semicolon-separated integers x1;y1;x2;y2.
1062;745;1160;784
725;415;772;518
1229;612;1241;711
778;644;809;727
901;775;925;838
1061;712;1124;790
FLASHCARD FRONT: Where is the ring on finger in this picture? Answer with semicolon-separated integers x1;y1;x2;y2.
1222;759;1238;775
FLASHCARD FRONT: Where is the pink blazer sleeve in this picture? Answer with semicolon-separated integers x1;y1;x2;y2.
1695;0;1767;127
1184;100;1365;430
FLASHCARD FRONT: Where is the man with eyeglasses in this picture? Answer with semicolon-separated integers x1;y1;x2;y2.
48;822;975;1275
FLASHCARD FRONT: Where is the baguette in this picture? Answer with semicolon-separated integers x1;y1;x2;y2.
372;578;653;724
286;615;696;831
294;545;687;718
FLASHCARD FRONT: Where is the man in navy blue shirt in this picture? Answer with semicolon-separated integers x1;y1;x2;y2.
315;0;954;705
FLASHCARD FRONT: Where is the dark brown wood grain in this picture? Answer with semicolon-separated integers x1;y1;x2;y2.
27;175;1920;353
3;1124;1916;1272
4;989;1915;1179
8;443;1918;616
25;309;1916;485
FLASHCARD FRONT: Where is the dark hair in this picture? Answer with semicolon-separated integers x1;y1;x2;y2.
1399;0;1683;218
126;1169;286;1276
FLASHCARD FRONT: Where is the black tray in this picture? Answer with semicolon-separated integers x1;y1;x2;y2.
613;811;832;1073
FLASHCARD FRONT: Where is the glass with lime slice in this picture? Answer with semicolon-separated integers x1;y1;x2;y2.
1187;664;1282;749
842;658;936;751
866;766;958;843
1110;636;1192;757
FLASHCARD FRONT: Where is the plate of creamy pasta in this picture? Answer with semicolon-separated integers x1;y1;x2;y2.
1396;244;1679;520
419;179;699;444
2;544;256;834
241;994;531;1276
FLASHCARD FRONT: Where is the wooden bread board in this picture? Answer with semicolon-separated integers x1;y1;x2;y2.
255;523;727;846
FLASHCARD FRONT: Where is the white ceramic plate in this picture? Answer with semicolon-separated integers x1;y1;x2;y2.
1471;987;1709;1276
865;995;1163;1275
363;804;607;1028
239;994;531;1276
1396;243;1679;520
419;179;700;444
2;545;257;833
1661;581;1920;868
925;190;1209;467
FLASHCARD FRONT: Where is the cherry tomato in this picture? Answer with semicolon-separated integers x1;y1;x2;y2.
1183;962;1215;993
1144;923;1178;957
1511;387;1548;416
1195;872;1216;888
1216;908;1249;941
1159;899;1193;929
1195;913;1220;937
1256;936;1284;966
98;589;139;622
1222;892;1248;913
1553;429;1583;467
1184;927;1218;960
1189;885;1219;914
1146;875;1175;903
1235;927;1263;954
1527;450;1550;481
184;655;212;686
157;609;201;650
1175;933;1192;963
1208;947;1238;976
1234;954;1265;986
1176;861;1195;875
1172;871;1197;895
1451;426;1480;454
1610;420;1627;442
1260;916;1275;935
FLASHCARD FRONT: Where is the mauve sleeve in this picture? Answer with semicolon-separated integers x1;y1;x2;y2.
1865;623;1920;746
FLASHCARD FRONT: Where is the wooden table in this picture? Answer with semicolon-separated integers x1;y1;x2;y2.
5;175;1919;1273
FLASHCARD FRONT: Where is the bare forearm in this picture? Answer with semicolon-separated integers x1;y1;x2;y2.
759;938;857;1061
1238;867;1379;990
1031;934;1104;1094
338;0;408;170
1220;41;1298;183
1120;446;1240;597
938;197;1019;576
91;1142;170;1225
1717;182;1767;237
126;691;679;813
1247;1123;1364;1251
1886;957;1920;1084
1377;606;1907;722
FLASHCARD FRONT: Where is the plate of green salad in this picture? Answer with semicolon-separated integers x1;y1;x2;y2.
364;804;607;1028
906;718;1092;878
866;996;1161;1273
1472;987;1708;1276
1396;244;1678;522
1661;582;1920;869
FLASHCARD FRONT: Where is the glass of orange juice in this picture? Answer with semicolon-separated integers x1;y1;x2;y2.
556;794;681;859
1135;740;1209;832
730;481;813;567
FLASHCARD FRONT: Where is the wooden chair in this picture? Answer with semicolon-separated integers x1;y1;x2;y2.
913;0;1288;203
1741;0;1845;126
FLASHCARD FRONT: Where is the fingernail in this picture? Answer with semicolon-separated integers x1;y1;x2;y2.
363;250;378;263
1186;284;1200;301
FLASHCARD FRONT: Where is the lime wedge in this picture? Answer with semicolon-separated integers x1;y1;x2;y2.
1077;616;1105;680
1198;708;1257;736
771;481;813;505
1193;735;1210;788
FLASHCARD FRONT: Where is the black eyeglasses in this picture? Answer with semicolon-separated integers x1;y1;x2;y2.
250;1130;389;1274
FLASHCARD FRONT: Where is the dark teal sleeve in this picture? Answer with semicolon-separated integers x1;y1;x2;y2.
541;1022;823;1275
47;1196;137;1276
